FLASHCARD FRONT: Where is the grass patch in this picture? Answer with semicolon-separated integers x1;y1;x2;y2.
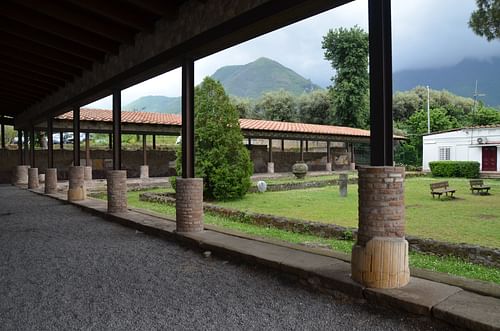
217;177;500;248
251;172;357;186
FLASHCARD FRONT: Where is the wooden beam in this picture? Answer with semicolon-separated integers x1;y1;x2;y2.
0;2;119;53
112;90;122;170
0;18;105;62
181;57;195;178
17;0;136;44
0;33;93;70
73;107;80;166
0;48;82;76
124;0;178;18
1;76;55;94
0;57;73;81
0;67;65;88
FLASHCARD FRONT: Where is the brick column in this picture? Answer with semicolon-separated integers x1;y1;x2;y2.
28;168;39;189
351;166;409;288
140;165;149;179
176;178;203;232
44;168;58;194
84;166;92;181
68;166;86;201
107;170;127;213
13;165;29;186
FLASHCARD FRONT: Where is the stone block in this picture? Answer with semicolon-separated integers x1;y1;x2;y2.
107;170;127;213
44;168;58;194
140;165;149;179
84;166;92;181
267;162;274;174
28;167;39;189
68;166;86;202
13;165;29;186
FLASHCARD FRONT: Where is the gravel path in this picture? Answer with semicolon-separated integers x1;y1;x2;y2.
0;186;451;330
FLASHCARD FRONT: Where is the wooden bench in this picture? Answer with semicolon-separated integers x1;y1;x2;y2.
430;181;456;199
470;179;491;195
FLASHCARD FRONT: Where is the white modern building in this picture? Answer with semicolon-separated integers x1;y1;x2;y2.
422;126;500;172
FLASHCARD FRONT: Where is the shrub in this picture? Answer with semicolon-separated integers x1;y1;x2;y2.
429;161;480;178
176;77;253;201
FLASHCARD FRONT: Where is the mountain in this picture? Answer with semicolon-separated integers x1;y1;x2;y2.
393;57;500;107
123;96;181;114
211;57;321;98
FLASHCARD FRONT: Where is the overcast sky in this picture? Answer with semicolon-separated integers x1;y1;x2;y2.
88;0;500;109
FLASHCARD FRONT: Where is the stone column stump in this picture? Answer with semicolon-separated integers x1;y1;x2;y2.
84;166;93;181
325;162;332;171
339;173;348;197
13;165;30;186
28;168;39;189
267;162;274;174
176;178;203;233
68;166;86;201
140;165;149;179
351;166;409;289
107;170;127;213
44;168;58;194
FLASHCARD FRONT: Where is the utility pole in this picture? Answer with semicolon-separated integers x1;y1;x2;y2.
470;80;486;145
426;86;430;134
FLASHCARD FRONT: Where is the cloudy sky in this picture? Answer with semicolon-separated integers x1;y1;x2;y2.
88;0;500;108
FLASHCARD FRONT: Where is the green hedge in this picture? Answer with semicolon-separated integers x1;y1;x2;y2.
429;161;480;178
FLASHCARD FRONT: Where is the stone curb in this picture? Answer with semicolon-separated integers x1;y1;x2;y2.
28;188;500;331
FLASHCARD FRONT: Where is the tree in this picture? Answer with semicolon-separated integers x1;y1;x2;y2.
176;77;253;201
230;96;253;118
322;25;369;128
469;106;500;125
297;90;332;124
256;89;297;122
469;0;500;41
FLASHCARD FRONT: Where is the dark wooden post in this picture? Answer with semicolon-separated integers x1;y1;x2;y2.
181;57;195;178
112;90;121;170
152;135;156;150
18;129;23;164
281;139;285;151
60;132;64;150
24;130;29;165
268;139;273;162
73;107;80;166
305;140;309;152
0;116;5;149
85;132;90;166
247;138;251;148
326;141;331;163
300;140;304;161
30;126;35;168
47;117;54;168
142;134;147;165
108;133;112;150
369;0;393;166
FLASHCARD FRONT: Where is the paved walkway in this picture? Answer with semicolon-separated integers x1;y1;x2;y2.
0;185;450;330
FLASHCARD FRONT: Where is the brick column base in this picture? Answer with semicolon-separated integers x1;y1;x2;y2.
267;162;274;174
28;168;39;189
351;166;409;288
45;168;58;194
107;170;127;213
176;177;203;232
140;165;149;179
13;165;30;186
68;166;86;202
84;166;92;181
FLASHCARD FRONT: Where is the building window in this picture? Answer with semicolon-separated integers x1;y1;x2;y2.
439;147;451;160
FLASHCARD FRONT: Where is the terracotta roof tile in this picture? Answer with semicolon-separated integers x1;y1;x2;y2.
58;108;404;139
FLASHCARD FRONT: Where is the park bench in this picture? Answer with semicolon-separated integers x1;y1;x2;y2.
469;179;491;195
430;181;456;199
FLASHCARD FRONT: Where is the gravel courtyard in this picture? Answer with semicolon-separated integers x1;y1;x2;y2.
0;185;450;330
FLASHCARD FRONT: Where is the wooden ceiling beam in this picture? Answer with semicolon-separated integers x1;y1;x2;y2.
0;85;45;101
124;0;180;19
15;0;136;44
0;33;93;70
0;48;82;77
0;67;65;88
0;57;73;82
1;77;55;94
0;19;105;62
66;0;155;31
0;2;119;54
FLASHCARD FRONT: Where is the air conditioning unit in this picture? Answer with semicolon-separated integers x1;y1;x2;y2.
477;137;487;144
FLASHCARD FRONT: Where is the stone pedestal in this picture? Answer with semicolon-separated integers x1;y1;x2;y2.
339;173;348;197
38;174;45;184
351;166;409;289
140;165;149;179
267;162;274;174
350;162;356;170
325;162;332;171
84;166;92;181
107;170;127;213
68;166;86;202
28;168;39;189
44;168;58;194
176;177;203;232
13;165;29;186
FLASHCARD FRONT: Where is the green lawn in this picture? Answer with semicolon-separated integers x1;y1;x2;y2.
251;172;357;186
123;190;500;284
216;177;500;248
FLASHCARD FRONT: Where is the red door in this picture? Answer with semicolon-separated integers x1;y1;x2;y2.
482;147;497;171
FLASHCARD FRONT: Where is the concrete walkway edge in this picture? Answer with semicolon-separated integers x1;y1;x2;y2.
29;188;500;331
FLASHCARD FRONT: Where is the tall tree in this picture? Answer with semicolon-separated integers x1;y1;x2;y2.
256;89;297;122
469;0;500;41
176;77;253;200
322;25;369;128
297;90;332;124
